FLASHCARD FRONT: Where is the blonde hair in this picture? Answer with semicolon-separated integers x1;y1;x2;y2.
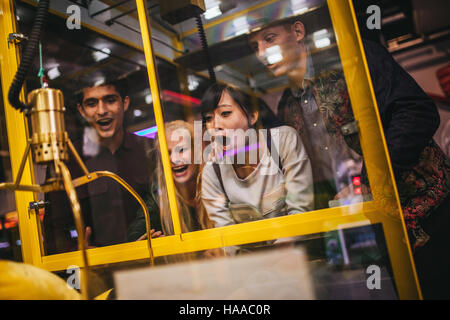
154;120;214;235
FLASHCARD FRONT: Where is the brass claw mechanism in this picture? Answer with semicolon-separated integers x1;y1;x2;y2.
0;88;154;300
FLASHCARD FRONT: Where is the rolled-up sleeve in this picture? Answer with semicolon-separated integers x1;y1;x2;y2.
275;126;314;214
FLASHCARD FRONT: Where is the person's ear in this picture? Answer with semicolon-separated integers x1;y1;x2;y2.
292;21;306;42
249;110;259;127
77;103;88;121
123;96;130;112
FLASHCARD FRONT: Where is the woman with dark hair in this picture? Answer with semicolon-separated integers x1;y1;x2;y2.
200;83;314;232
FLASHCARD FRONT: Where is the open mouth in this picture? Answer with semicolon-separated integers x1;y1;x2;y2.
96;118;113;129
172;164;188;176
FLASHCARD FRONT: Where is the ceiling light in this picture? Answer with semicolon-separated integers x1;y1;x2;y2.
133;109;143;117
313;29;328;37
92;47;111;62
204;0;222;20
233;16;249;36
47;66;61;80
293;6;308;14
313;29;330;49
145;94;153;104
188;75;199;91
291;0;308;14
94;78;105;86
204;6;221;20
314;37;330;48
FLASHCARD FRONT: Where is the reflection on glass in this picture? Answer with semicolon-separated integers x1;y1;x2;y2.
16;0;374;257
220;224;397;300
112;224;397;300
126;0;375;237
5;0;425;299
14;1;164;255
170;0;370;233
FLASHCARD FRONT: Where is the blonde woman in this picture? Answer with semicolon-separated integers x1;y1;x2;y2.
127;121;221;259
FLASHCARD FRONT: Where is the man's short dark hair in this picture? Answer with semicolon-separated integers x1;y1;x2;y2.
77;77;129;105
249;15;303;36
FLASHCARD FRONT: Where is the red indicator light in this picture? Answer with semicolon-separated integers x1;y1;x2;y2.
352;176;361;186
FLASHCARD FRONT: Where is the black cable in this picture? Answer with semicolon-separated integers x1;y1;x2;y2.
195;15;216;83
8;0;50;112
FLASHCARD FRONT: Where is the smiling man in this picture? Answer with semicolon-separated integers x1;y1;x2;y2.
77;82;129;154
43;78;161;253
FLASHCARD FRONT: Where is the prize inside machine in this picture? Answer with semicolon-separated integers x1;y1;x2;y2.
0;0;422;300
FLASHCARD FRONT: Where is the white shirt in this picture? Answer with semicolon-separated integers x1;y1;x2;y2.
202;125;314;227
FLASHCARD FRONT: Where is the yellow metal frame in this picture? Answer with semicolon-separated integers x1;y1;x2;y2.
328;0;420;299
0;0;42;266
0;0;421;299
136;0;183;236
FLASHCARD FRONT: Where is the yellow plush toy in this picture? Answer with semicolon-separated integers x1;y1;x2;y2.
0;260;81;300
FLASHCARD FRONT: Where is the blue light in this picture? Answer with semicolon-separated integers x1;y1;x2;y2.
70;229;78;239
134;126;158;137
0;242;10;249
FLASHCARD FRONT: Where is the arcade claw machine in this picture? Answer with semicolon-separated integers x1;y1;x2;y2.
0;0;422;300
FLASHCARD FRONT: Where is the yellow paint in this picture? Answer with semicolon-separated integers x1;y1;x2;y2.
327;0;421;299
136;0;183;236
40;202;378;271
101;0;178;38
0;0;42;267
94;288;113;300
